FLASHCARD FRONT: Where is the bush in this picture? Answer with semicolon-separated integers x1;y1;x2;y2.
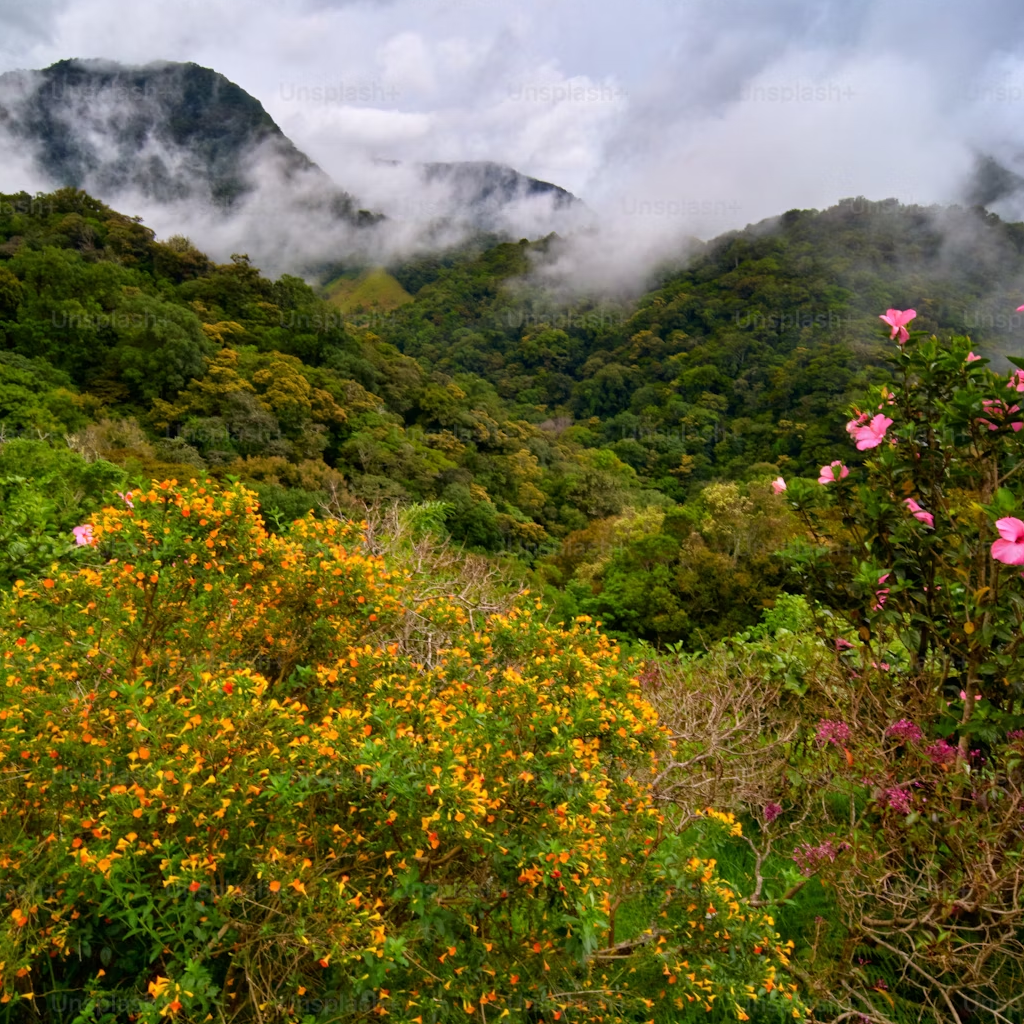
0;439;127;587
0;480;801;1022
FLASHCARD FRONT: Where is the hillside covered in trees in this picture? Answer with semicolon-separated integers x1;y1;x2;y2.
5;188;1024;646
4;187;1024;1023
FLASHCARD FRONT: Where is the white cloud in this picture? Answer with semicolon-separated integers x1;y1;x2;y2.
3;0;1024;289
375;31;436;94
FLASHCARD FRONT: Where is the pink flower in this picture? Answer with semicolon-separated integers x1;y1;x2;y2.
883;787;912;814
117;490;135;508
835;638;854;651
872;573;888;610
1017;305;1024;312
886;719;923;743
903;498;934;529
879;308;917;343
966;351;982;363
817;720;851;746
925;740;957;765
848;413;893;451
818;461;850;485
763;802;783;824
958;690;982;701
992;517;1024;565
72;525;96;547
771;476;786;495
1009;371;1024;394
979;399;1024;432
846;411;869;433
793;840;848;877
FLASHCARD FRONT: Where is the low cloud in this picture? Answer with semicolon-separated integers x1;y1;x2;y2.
1;0;1024;292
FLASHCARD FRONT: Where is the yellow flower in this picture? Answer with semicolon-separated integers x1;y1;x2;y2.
148;976;171;999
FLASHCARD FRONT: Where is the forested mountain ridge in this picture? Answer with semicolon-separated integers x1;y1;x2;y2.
375;196;1024;484
0;59;372;219
0;59;584;261
3;186;1024;644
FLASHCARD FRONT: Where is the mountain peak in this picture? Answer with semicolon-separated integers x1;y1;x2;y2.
0;57;583;275
0;58;319;207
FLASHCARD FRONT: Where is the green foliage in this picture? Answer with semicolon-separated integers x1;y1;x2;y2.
648;320;1024;1021
9;187;1024;653
0;481;803;1022
543;480;794;647
0;439;126;587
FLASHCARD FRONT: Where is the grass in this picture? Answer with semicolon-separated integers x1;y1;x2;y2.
321;267;413;313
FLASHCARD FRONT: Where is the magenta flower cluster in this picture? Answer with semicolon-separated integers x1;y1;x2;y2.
816;719;851;746
763;801;783;824
792;840;848;877
885;719;923;743
925;739;957;765
883;787;912;814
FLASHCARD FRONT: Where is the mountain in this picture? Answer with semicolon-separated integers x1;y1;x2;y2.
0;59;372;220
0;60;583;275
422;161;578;209
419;161;583;232
6;184;1024;641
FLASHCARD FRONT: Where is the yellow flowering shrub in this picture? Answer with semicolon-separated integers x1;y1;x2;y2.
0;481;801;1022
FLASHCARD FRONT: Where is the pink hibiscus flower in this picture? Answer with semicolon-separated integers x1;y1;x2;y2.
848;413;892;450
992;517;1024;565
73;525;96;547
903;498;934;529
771;477;786;495
979;399;1024;432
966;352;982;363
873;573;890;611
818;461;849;485
879;308;917;343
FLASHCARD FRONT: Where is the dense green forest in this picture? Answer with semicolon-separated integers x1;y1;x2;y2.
5;187;1024;1023
5;187;1024;647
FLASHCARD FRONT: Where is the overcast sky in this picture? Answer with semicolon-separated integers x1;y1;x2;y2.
2;0;1024;268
